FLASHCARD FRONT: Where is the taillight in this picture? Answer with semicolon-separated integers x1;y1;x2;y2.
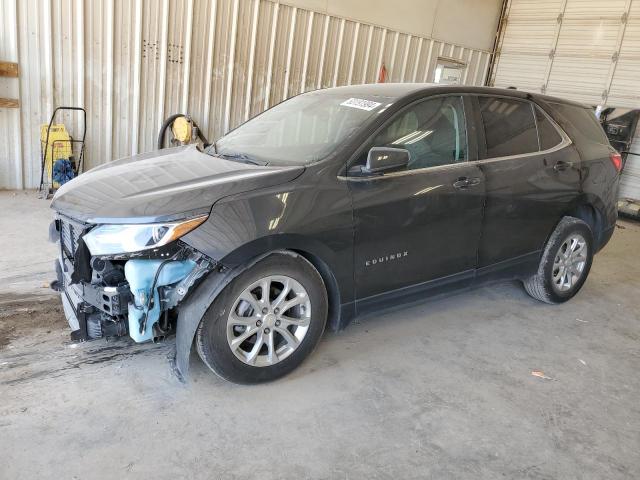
609;152;622;172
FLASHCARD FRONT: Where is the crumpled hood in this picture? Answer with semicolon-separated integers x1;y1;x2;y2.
51;145;304;223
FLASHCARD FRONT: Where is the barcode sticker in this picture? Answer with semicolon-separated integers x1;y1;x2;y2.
340;98;382;111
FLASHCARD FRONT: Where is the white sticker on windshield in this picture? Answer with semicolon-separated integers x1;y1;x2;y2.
340;98;382;111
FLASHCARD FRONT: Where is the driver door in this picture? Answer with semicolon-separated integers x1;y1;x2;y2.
347;95;485;306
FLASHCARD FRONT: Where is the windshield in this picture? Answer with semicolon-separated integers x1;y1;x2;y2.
213;90;393;165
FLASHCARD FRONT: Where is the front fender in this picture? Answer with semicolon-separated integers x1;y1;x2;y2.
173;250;298;381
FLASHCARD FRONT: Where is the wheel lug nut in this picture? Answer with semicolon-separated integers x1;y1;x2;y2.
262;307;268;314
264;328;270;334
274;308;279;314
275;320;281;327
256;320;262;327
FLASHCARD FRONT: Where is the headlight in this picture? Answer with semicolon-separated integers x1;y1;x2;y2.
83;215;208;256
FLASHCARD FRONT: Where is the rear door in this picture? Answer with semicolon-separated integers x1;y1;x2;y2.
347;95;485;302
472;95;581;270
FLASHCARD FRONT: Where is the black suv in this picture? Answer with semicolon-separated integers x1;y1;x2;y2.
50;84;620;384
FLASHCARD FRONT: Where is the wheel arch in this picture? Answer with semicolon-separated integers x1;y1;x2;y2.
539;197;607;260
563;196;607;251
174;240;347;381
290;248;342;332
220;234;349;325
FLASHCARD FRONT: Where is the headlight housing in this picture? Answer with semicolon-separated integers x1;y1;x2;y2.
83;215;208;256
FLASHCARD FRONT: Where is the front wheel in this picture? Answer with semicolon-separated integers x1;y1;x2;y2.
523;216;594;304
196;252;328;384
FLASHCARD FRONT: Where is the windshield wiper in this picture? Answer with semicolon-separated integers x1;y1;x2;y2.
215;152;266;166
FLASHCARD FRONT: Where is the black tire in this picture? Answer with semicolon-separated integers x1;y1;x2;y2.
523;216;594;304
196;252;328;384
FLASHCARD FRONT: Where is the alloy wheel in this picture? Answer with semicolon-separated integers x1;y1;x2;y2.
551;233;588;293
226;275;311;367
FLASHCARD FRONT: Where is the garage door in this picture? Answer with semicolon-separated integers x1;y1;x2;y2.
490;0;640;201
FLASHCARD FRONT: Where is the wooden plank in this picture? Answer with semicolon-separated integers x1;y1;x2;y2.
0;98;20;108
0;61;19;77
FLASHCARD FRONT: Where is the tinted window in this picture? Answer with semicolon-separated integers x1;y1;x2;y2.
356;96;467;170
548;102;609;145
535;107;562;150
478;97;538;158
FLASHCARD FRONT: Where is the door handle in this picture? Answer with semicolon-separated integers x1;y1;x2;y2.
453;177;481;189
553;160;573;172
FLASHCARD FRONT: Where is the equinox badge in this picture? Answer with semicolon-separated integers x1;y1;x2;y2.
365;251;408;267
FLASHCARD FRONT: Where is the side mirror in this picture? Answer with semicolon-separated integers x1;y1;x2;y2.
363;147;410;175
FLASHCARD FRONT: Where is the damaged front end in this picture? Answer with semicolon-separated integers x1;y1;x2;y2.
50;214;216;345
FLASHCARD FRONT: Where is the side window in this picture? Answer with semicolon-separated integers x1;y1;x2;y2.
478;96;539;158
354;96;468;170
548;102;609;145
535;107;563;150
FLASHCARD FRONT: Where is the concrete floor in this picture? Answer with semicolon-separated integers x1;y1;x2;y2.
1;190;639;479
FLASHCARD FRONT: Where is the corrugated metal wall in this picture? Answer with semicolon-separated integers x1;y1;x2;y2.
0;0;492;189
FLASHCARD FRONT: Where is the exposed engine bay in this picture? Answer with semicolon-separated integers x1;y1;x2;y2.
50;214;216;344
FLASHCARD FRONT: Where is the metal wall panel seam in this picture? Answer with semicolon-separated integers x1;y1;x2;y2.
461;49;472;84
480;52;491;86
105;0;114;164
361;24;373;84
603;0;634;104
202;0;217;133
332;18;345;86
283;7;297;98
347;22;360;85
473;48;483;85
75;0;84;109
317;14;329;88
377;28;387;81
412;36;423;82
300;10;313;92
130;0;143;155
224;0;239;133
244;0;260;119
42;0;55;187
423;38;434;81
156;0;170;135
389;31;399;79
400;34;411;81
16;0;31;189
181;0;194;113
8;0;23;188
54;0;62;104
264;1;279;110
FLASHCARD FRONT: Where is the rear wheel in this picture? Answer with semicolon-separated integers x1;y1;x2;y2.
523;216;593;304
196;252;327;384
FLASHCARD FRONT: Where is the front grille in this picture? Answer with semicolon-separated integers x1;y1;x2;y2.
59;218;84;259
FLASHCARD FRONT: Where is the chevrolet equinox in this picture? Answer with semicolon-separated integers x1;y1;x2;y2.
50;84;620;384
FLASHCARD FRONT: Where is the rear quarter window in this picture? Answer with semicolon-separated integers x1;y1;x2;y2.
547;102;609;146
535;107;563;150
478;96;539;158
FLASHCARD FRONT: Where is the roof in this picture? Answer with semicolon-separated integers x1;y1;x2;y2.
312;83;588;108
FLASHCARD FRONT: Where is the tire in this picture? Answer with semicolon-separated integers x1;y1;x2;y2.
196;252;328;384
523;216;594;304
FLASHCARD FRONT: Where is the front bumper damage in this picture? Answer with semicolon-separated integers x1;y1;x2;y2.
51;214;216;372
